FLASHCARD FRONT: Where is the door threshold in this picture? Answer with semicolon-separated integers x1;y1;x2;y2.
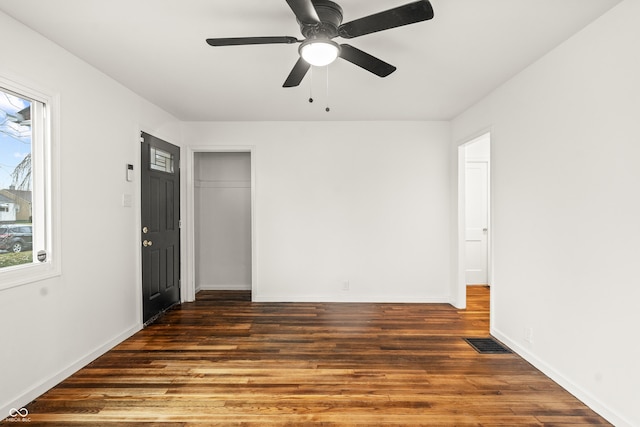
143;302;180;327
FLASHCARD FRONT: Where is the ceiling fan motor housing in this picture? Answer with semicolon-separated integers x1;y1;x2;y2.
299;0;344;40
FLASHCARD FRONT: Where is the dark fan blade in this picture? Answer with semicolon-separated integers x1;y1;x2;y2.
206;36;299;46
339;44;396;77
286;0;320;24
283;57;311;87
338;0;434;39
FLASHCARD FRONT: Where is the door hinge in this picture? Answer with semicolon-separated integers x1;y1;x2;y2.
179;220;182;228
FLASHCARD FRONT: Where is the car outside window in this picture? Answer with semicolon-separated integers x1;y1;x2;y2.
0;78;59;290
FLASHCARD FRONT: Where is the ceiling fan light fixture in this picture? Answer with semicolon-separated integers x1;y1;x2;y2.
300;39;340;66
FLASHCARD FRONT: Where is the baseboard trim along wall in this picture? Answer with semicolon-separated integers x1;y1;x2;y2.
1;324;141;418
491;327;632;427
198;284;252;291
253;295;451;304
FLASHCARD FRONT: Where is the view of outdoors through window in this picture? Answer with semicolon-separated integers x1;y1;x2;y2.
0;87;33;269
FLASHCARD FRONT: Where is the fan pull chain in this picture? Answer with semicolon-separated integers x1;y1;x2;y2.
325;66;331;113
308;66;314;103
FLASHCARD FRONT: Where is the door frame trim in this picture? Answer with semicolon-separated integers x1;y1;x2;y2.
184;145;256;302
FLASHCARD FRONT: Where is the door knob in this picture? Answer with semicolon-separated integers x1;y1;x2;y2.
143;240;153;247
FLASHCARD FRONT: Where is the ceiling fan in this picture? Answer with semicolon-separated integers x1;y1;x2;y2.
206;0;434;87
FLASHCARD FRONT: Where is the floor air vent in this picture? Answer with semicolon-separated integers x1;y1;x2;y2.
464;337;512;354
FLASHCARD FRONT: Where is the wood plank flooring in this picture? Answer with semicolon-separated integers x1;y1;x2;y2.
9;287;610;426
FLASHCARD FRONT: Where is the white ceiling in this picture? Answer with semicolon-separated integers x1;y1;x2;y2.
0;0;621;121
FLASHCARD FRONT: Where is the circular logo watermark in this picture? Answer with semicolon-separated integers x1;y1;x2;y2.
7;408;30;423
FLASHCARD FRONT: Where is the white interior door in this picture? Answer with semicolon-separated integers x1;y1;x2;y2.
465;161;488;285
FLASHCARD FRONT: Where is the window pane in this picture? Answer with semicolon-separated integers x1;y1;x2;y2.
0;88;33;268
150;146;174;173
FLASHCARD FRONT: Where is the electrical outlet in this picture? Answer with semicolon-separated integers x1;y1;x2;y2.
524;328;534;343
342;281;350;291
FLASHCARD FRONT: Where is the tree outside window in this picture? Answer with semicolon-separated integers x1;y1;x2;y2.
0;78;58;289
0;88;33;268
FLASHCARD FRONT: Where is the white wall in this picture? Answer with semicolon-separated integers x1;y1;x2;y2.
0;11;181;415
183;121;452;302
195;152;252;290
452;1;640;425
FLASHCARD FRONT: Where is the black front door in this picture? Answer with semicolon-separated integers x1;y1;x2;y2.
141;132;180;324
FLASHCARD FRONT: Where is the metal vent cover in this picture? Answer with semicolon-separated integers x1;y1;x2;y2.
464;337;512;354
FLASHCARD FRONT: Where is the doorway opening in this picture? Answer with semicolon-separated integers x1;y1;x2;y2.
193;151;253;296
457;132;491;309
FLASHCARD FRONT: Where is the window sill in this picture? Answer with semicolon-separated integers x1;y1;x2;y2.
0;261;61;291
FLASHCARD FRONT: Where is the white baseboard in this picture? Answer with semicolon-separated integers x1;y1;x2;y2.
198;283;251;291
491;327;632;427
253;294;451;303
1;324;141;418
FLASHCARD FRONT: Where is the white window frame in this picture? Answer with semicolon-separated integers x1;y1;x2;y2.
0;76;60;290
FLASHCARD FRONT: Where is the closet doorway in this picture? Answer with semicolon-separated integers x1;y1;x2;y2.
194;152;252;291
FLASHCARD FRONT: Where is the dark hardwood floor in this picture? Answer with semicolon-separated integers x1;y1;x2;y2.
8;287;610;426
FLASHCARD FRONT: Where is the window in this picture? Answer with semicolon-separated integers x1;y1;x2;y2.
0;77;59;289
150;146;175;173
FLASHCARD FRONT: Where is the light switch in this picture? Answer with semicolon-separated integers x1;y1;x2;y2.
122;193;132;207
